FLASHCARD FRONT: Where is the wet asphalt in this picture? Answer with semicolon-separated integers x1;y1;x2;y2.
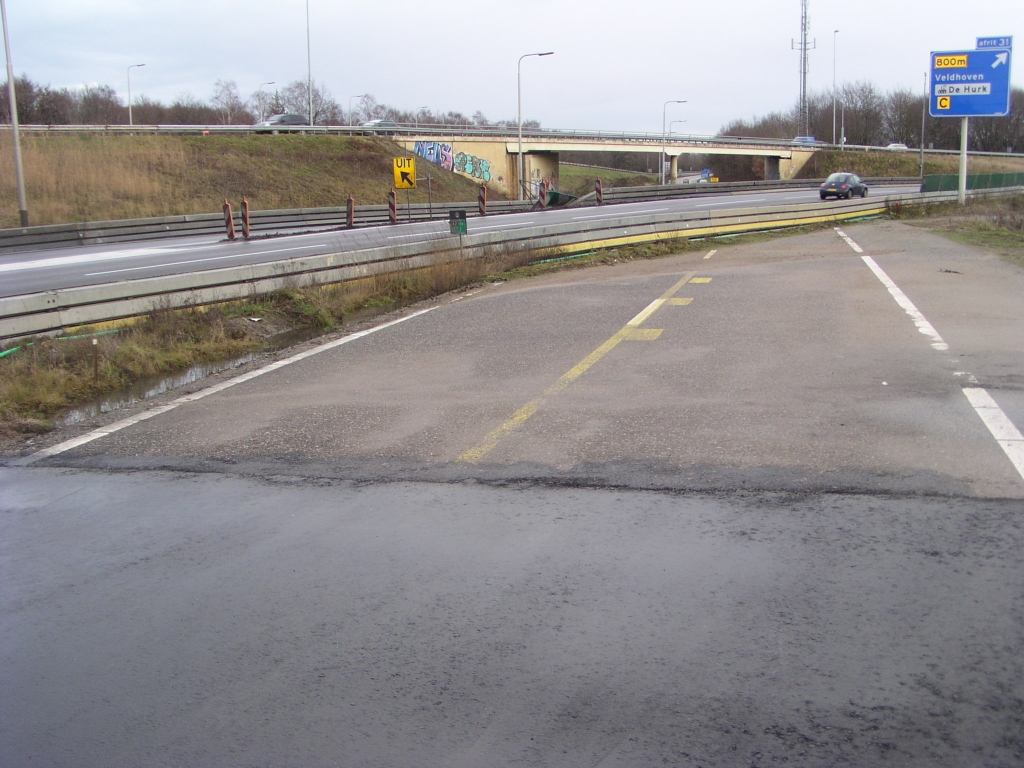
2;221;1023;766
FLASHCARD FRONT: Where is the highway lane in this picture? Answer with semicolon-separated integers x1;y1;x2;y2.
0;184;916;299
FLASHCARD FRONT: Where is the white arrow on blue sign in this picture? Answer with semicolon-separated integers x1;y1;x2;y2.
930;48;1012;117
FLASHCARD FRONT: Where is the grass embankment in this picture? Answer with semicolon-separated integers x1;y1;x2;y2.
0;244;545;441
795;150;1024;179
0;133;496;228
893;194;1024;268
559;164;658;196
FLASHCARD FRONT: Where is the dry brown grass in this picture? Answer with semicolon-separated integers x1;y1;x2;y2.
0;133;496;228
796;150;1024;180
895;194;1024;268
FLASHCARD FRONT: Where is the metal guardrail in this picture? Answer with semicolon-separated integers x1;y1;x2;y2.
0;200;533;252
2;185;1020;341
0;178;918;253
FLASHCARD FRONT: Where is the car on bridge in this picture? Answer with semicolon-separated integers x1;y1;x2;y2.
362;120;399;135
820;172;868;199
253;114;309;132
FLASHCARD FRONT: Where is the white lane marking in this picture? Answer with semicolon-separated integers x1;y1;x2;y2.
0;245;185;273
15;308;436;465
962;388;1024;481
84;245;315;276
694;197;767;208
859;255;949;351
834;227;863;252
837;227;1024;483
703;249;718;260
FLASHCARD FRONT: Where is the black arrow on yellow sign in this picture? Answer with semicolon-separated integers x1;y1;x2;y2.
400;171;413;185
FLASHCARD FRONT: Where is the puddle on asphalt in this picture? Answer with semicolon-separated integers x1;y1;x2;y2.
58;327;323;427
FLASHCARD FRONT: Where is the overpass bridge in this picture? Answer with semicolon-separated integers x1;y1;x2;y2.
395;129;816;197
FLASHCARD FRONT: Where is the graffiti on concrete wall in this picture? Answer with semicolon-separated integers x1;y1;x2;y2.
413;141;492;182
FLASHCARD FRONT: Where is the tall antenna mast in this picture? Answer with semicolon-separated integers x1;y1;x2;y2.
791;0;816;136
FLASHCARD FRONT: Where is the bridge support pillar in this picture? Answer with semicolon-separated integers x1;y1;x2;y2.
764;156;781;181
669;155;679;184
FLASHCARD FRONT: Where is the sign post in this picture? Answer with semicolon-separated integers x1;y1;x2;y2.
929;43;1012;203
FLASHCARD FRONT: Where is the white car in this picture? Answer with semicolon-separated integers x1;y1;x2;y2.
885;142;909;150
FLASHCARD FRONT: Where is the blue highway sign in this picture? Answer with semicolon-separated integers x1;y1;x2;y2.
930;48;1012;117
977;36;1012;50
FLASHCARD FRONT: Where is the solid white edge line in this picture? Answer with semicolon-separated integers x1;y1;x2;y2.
859;255;949;351
15;307;437;465
834;226;864;253
962;388;1024;481
837;227;1024;484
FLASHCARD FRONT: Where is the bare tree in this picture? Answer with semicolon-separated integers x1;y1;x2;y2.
211;80;252;125
280;80;341;124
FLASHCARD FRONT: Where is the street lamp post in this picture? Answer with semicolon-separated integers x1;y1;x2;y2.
669;120;686;135
661;100;686;186
0;0;27;226
305;0;313;125
832;30;839;145
258;81;275;121
126;63;145;127
518;51;553;201
349;94;368;126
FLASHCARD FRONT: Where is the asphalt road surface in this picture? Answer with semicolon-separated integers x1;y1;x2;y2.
0;184;917;299
3;220;1023;767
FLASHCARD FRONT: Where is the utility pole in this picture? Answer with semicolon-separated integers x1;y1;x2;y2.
517;51;553;201
1;0;27;226
791;0;815;137
126;63;145;126
305;0;313;125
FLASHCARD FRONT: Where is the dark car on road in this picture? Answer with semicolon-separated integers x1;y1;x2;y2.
820;172;868;200
361;119;399;135
253;114;309;132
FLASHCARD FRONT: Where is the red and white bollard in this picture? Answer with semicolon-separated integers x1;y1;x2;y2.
388;189;397;224
478;184;487;217
595;177;604;205
241;196;251;238
347;195;355;228
223;199;235;240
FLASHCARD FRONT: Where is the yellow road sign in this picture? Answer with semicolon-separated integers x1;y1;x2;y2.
393;157;416;189
937;96;951;110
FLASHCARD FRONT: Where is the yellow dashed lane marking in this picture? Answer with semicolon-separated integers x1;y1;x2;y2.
457;271;705;463
703;249;718;260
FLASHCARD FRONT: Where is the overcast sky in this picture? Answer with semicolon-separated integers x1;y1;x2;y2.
6;0;1021;133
